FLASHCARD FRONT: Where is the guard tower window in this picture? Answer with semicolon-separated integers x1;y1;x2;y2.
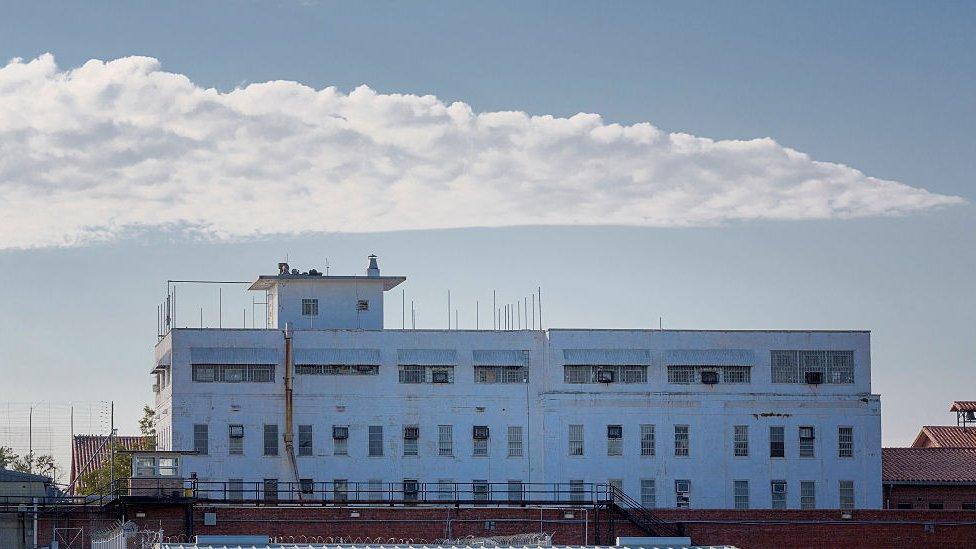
302;298;319;316
357;299;369;311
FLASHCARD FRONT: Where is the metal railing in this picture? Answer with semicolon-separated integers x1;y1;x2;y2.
607;484;678;537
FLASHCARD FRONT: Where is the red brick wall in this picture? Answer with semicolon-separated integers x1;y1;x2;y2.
36;503;976;549
884;483;976;510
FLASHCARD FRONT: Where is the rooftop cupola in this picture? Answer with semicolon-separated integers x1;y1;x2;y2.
366;254;380;277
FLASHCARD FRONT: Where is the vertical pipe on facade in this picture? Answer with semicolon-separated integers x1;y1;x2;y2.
283;323;301;492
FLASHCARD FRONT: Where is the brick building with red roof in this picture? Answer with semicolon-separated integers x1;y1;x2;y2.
882;401;976;510
69;434;153;494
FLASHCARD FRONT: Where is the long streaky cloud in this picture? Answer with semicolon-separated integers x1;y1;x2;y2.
0;54;963;249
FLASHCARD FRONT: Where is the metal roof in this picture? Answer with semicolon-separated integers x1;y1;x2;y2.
249;275;406;291
562;349;651;365
472;349;530;366
397;349;458;365
663;349;756;366
295;348;381;365
190;347;279;364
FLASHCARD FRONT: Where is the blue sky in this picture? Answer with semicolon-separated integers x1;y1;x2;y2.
0;1;973;459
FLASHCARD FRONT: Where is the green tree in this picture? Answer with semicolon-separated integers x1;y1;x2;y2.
0;446;17;469
138;406;156;437
9;451;60;482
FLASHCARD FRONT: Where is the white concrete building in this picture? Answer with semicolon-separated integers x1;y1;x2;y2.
148;257;882;509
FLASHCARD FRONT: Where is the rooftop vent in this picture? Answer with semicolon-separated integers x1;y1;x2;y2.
366;254;380;277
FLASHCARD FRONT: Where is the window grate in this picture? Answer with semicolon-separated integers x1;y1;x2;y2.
475;365;527;383
799;426;816;458
297;364;378;375
193;424;208;455
298;425;313;456
302;299;318;316
734;425;749;457
800;481;816;509
263;424;279;456
674;425;690;457
640;424;655;456
771;350;854;384
368;425;383;456
569;424;584;456
507;426;524;457
839;481;855;509
668;365;752;384
771;481;787;509
193;364;275;383
838;427;854;458
640;479;656;507
769;426;785;458
563;364;647;384
438;425;453;456
733;480;750;509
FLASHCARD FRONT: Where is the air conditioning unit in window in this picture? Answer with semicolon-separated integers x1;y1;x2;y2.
229;425;244;438
596;370;614;383
473;426;490;440
607;425;622;439
432;371;450;383
700;371;719;384
804;371;824;385
404;426;419;440
772;483;786;494
675;480;690;493
332;426;349;440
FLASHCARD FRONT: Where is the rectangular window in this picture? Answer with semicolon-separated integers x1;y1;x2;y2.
799;426;816;458
437;479;454;501
368;425;383;456
960;502;975;510
568;424;584;456
734;425;749;457
928;501;944;510
263;478;278;501
640;424;655;456
569;479;585;502
507;426;523;457
228;478;243;500
473;427;489;457
839;481;855;509
193;424;208;455
675;480;691;508
473;479;489;501
475;365;528;383
771;350;855;384
333;425;348;456
402;479;419;501
367;479;383;501
667;365;752;384
507;480;524;501
438;425;453;456
403;425;419;456
770;426;785;458
733;480;750;509
563;364;647;384
771;481;787;509
298;424;313;456
297;364;379;376
302;298;318;316
264;424;279;456
674;425;690;457
640;479;656;508
607;425;623;456
398;364;425;383
398;364;455;384
193;364;275;383
333;479;348;502
229;424;244;455
300;478;314;494
800;481;816;509
838;427;854;458
609;478;623;498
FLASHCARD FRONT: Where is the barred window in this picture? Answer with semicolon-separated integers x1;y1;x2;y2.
264;478;278;501
674;425;690;457
771;481;787;509
800;481;816;509
839;481;855;509
438;425;453;456
473;479;489;501
228;424;244;455
298;424;313;456
640;424;655;456
333;479;348;501
398;365;454;383
193;424;208;455
667;365;752;384
733;480;750;509
193;364;275;383
403;425;419;456
569;479;585;502
473;427;489;457
640;479;656;507
734;425;749;457
838;427;854;458
507;426;523;457
368;425;383;456
507;480;524;501
569;424;584;456
770;426;785;458
475;365;527;383
302;298;318;316
799;426;816;458
297;364;378;375
563;364;647;384
771;350;855;384
263;424;279;456
607;425;623;456
437;479;454;501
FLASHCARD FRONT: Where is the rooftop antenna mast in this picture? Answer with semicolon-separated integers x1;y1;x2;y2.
324;258;330;276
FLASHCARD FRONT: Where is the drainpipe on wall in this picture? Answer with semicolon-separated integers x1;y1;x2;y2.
283;323;301;495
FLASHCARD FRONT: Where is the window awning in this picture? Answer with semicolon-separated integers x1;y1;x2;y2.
472;350;529;366
664;349;756;366
295;348;381;365
190;347;278;365
397;349;457;365
562;349;651;365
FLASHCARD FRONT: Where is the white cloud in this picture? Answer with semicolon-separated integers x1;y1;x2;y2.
0;54;964;249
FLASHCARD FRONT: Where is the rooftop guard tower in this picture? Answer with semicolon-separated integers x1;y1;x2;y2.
249;255;405;330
